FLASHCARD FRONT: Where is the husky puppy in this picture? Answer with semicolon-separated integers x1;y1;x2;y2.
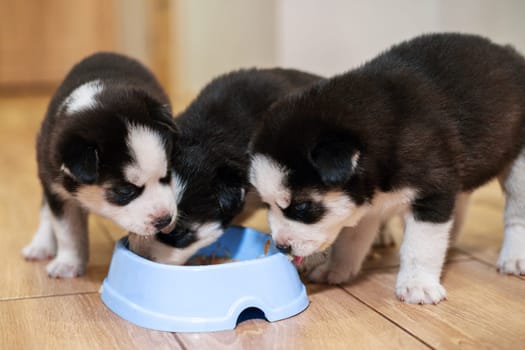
23;53;178;277
249;33;525;304
129;68;322;264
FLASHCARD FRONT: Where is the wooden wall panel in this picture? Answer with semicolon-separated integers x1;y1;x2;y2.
0;0;117;87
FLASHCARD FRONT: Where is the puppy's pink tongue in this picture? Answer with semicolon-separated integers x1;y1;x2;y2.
293;256;304;265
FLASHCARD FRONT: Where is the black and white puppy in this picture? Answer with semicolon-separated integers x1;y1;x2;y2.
129;68;322;264
23;53;178;277
249;33;525;304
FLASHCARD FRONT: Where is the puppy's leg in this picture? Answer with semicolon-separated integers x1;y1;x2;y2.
297;247;331;276
373;221;396;248
497;151;525;275
22;200;57;260
396;204;453;304
308;213;382;284
46;200;89;278
449;192;470;244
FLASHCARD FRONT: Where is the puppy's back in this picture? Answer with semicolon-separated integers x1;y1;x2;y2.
366;33;525;189
47;52;169;117
177;68;321;138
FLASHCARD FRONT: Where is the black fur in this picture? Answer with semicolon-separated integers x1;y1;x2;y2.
62;139;99;184
309;133;360;187
158;68;322;247
251;33;525;224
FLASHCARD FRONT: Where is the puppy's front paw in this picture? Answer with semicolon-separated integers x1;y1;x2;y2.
497;258;525;275
22;240;56;260
307;262;330;283
396;277;446;304
498;226;525;275
297;250;330;276
46;256;85;278
307;262;351;285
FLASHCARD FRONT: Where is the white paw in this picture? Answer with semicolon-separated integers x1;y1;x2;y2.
297;249;330;275
396;277;447;304
498;225;525;275
307;261;351;285
307;262;330;283
22;240;56;260
497;258;525;275
46;256;85;278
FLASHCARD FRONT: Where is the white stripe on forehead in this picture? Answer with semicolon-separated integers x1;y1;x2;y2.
62;80;103;115
249;154;291;208
125;124;168;185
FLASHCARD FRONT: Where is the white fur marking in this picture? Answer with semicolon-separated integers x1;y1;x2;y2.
249;154;291;208
497;225;525;274
396;213;451;304
125;125;168;186
498;148;525;274
105;124;178;235
172;171;186;204
351;151;360;172
62;80;103;114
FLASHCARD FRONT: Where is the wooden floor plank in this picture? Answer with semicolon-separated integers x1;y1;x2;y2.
343;260;525;349
176;284;427;350
0;293;181;350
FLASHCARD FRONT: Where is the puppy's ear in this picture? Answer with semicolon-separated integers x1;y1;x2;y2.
215;165;247;221
309;135;360;187
154;103;178;135
61;138;99;184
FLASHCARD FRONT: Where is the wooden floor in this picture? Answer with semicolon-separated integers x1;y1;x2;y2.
1;96;524;349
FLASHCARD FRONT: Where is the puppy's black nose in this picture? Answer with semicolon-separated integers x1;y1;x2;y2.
154;215;172;230
276;244;292;254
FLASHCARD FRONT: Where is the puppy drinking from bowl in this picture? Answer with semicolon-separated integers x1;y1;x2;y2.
249;33;525;304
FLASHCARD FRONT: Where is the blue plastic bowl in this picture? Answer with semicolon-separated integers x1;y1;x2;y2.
100;226;309;332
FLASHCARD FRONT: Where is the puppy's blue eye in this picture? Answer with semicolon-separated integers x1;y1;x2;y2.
113;184;137;197
293;201;311;212
283;200;324;224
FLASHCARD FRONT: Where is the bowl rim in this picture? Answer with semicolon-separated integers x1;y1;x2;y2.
119;227;285;271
